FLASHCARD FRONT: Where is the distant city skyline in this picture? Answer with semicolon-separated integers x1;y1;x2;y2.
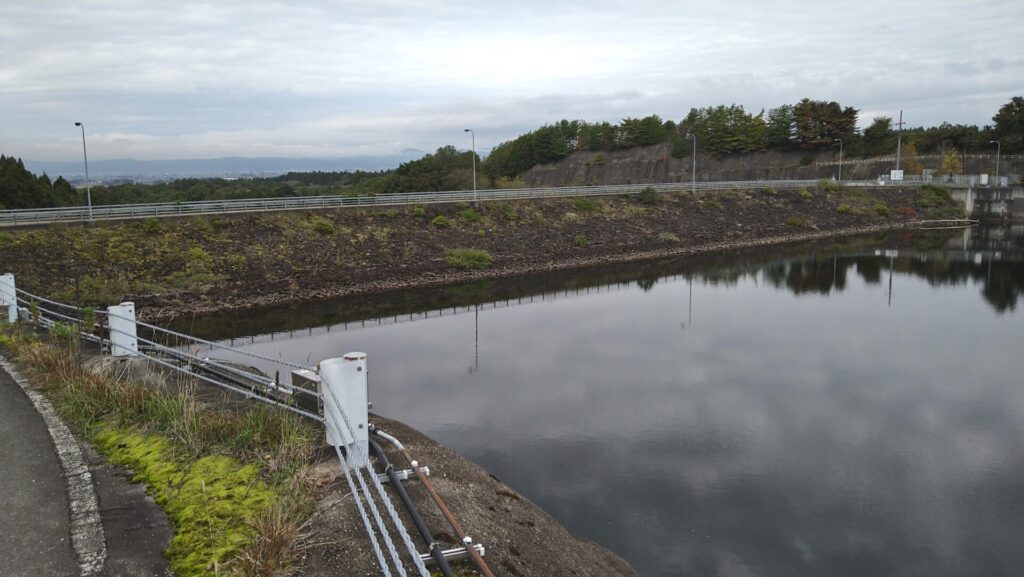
2;0;1020;163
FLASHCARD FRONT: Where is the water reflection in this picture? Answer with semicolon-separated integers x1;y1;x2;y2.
187;226;1024;577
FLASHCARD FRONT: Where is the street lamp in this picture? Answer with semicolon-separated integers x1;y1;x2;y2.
685;133;696;195
74;122;93;222
834;138;844;181
464;128;477;205
988;140;1001;182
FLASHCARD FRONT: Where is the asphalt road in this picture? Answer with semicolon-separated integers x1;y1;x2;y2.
0;366;78;577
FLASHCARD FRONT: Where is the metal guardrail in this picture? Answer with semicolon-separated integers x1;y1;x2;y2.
0;180;824;226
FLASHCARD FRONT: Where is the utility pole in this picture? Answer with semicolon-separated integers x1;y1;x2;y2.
74;122;94;222
895;110;905;172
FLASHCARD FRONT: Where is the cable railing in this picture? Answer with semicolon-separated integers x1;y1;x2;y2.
0;179;825;226
0;274;478;576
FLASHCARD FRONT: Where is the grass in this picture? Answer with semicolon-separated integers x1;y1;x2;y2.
574;234;589;247
873;203;890;217
836;204;853;214
430;215;452;228
799;189;813;201
703;199;724;210
572;197;598;213
3;327;317;577
311;217;335;235
445;248;493;269
657;232;679;242
785;215;812;227
637;187;660;205
456;208;481;222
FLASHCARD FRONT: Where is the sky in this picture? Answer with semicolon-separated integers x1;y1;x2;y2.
2;0;1022;163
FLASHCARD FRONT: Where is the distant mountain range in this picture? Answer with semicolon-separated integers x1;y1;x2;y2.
22;153;424;182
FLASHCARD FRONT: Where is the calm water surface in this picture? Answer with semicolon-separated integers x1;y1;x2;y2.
191;227;1024;577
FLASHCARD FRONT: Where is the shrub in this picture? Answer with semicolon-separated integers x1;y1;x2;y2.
898;206;918;219
410;205;426;218
637;187;660;205
799;189;813;201
457;208;481;222
311;217;335;235
431;215;452;228
209;217;230;230
445;248;493;269
573;197;598;212
142;218;163;235
657;232;679;241
574;234;589;247
874;203;890;217
704;199;724;210
785;215;811;227
762;186;777;195
836;204;852;214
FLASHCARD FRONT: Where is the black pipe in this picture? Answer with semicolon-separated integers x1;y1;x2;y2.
368;439;455;577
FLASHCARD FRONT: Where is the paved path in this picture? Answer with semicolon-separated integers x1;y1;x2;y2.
0;366;78;577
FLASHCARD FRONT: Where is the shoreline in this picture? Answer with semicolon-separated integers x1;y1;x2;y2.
140;221;910;321
138;221;913;323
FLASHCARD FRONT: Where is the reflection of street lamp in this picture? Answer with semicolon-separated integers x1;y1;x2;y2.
464;129;477;204
73;122;93;222
685;133;697;195
834;138;844;181
988;140;1001;181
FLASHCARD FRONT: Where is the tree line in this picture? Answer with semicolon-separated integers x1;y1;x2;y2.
1;97;1020;209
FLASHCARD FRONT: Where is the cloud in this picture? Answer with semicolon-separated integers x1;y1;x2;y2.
1;0;1020;162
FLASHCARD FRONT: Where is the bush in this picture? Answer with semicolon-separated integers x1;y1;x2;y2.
410;205;426;218
818;179;843;192
142;218;163;235
704;199;724;210
637;187;660;205
836;204;852;214
874;203;890;217
762;186;777;195
445;248;493;269
574;234;589;247
431;215;452;228
785;215;811;227
898;206;918;219
799;189;813;201
311;217;335;235
457;208;481;222
573;197;598;212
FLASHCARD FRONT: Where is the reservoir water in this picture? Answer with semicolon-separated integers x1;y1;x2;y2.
180;226;1024;577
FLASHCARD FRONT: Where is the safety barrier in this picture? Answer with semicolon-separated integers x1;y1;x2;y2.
0;273;464;576
0;179;825;226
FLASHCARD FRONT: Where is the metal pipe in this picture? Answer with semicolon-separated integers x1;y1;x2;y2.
372;427;496;577
368;439;456;577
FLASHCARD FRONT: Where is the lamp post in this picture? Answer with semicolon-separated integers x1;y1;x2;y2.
464;128;477;205
834;138;844;181
685;133;696;195
988;140;1001;182
74;122;93;222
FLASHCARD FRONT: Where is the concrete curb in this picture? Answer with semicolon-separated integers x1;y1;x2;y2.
0;355;107;576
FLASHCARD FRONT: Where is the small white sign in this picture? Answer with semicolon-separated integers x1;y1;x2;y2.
890;170;904;181
980;174;989;185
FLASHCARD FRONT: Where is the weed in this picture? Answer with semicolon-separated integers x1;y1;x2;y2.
48;322;76;340
637;187;660;205
410;205;426;218
899;206;918;219
380;209;398;219
574;234;589;247
457;208;481;222
818;179;843;193
142;218;163;235
311;217;335;235
210;217;230;231
785;215;812;227
704;199;724;210
572;197;598;212
657;232;679;242
762;187;778;195
874;203;890;217
836;204;852;214
445;248;493;269
431;215;452;228
799;189;813;201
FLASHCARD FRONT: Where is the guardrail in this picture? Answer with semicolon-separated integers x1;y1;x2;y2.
0;180;825;226
0;273;451;576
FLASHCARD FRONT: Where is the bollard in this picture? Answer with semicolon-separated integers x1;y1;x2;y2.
107;301;139;357
0;273;16;324
321;352;369;468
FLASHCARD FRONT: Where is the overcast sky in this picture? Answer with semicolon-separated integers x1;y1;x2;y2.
2;0;1021;163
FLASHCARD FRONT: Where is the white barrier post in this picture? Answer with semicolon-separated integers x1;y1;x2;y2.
0;273;16;323
321;352;369;468
107;301;138;357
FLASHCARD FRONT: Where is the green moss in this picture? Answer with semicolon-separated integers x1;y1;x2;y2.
94;428;276;577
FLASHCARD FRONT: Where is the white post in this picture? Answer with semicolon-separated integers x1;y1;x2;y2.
0;273;16;323
321;352;369;468
107;301;138;357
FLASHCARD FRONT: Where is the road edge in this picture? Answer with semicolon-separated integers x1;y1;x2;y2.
0;355;106;576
